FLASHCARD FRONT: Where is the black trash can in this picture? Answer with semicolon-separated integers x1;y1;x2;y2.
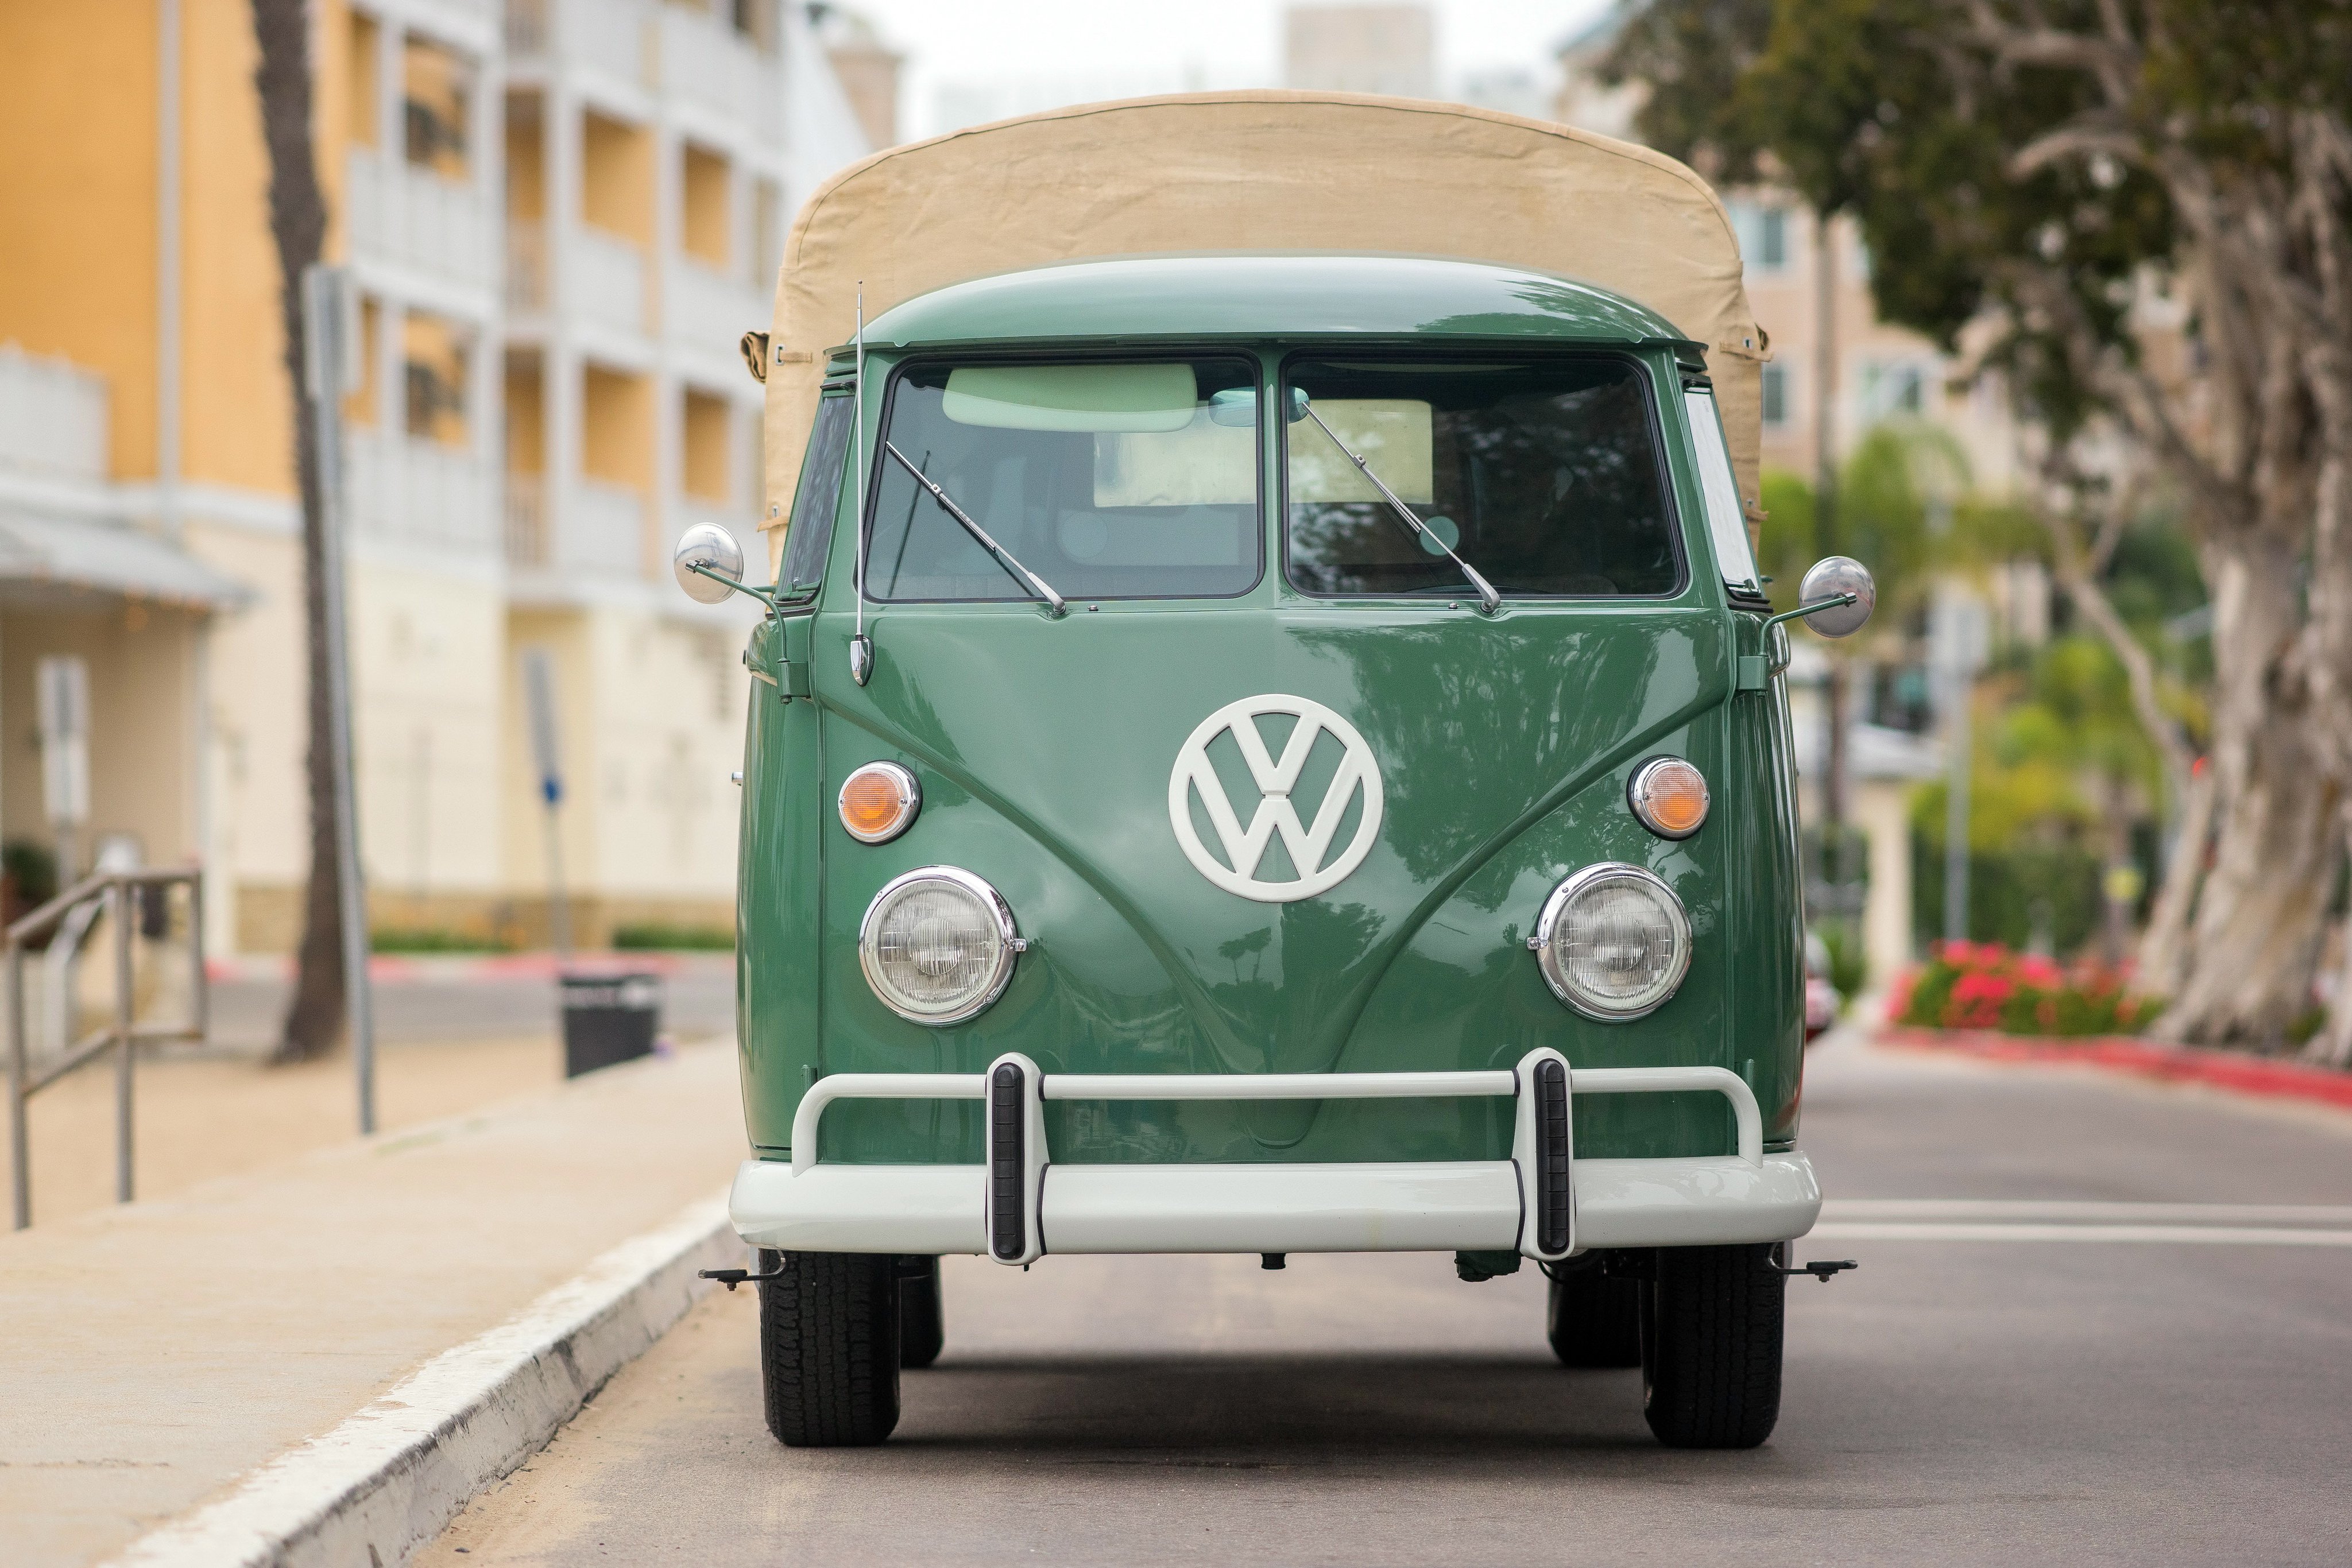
561;971;662;1077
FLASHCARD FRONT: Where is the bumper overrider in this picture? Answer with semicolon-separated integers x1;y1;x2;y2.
731;1048;1819;1264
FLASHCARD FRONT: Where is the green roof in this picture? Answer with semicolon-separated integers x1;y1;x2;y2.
859;254;1688;353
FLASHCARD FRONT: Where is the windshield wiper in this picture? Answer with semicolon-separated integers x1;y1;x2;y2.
1294;396;1501;616
883;442;1067;618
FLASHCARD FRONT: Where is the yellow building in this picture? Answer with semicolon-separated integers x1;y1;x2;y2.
0;0;879;953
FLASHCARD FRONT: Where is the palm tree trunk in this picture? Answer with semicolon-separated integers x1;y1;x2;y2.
252;0;343;1063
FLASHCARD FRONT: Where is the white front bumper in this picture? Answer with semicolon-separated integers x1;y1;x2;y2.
730;1150;1821;1256
729;1051;1820;1259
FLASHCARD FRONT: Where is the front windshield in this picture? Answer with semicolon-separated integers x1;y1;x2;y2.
1283;356;1681;598
866;357;1262;602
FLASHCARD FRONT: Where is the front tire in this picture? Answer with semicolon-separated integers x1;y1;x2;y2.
1546;1265;1642;1368
1640;1244;1785;1449
898;1256;945;1369
758;1249;902;1446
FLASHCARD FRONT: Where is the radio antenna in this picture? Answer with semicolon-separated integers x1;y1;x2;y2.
850;283;872;684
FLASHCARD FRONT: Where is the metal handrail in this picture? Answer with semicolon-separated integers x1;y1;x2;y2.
6;868;207;1229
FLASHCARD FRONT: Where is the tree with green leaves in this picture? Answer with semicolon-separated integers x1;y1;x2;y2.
1607;0;2352;1053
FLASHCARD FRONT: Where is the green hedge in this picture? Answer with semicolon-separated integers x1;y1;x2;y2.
1911;837;2102;954
612;922;735;951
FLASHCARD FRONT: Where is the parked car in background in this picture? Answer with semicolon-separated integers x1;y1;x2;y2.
1804;930;1841;1042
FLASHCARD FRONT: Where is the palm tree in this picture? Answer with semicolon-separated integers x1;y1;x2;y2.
252;0;345;1062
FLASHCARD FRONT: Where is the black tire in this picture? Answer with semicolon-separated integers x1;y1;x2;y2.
898;1256;945;1369
1546;1267;1643;1368
758;1249;902;1447
1639;1244;1785;1449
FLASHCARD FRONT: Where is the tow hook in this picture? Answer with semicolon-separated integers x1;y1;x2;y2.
1772;1259;1858;1283
699;1265;786;1292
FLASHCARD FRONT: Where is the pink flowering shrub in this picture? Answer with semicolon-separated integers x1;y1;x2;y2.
1892;941;2163;1036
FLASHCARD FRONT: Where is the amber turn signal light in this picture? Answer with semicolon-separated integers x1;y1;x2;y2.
839;761;921;844
1627;757;1708;840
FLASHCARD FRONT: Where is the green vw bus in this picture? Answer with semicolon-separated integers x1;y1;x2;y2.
674;95;1869;1453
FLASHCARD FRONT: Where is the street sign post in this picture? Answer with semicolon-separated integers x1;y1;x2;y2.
521;648;570;958
1931;591;1989;946
36;656;90;885
301;263;376;1135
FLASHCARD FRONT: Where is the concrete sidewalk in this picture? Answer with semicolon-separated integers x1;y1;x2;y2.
0;1040;745;1567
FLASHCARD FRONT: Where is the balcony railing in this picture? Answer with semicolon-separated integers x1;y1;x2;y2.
505;475;548;568
506;220;548;315
659;6;778;134
508;0;652;90
347;431;495;555
569;227;646;338
346;151;497;295
0;345;106;484
666;259;763;362
569;479;647;577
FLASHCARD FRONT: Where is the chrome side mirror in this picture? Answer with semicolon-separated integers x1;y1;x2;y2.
1793;555;1875;638
674;522;747;604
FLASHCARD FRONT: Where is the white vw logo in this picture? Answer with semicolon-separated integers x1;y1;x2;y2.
1167;694;1384;903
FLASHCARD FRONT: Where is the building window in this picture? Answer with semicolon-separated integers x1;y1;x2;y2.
682;389;733;504
1761;363;1790;428
402;38;473;178
1728;201;1789;273
403;312;470;444
1860;361;1929;423
681;144;732;270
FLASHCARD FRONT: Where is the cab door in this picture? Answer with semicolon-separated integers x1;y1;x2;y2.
738;391;853;1155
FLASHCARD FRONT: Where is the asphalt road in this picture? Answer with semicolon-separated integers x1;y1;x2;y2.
421;1032;2352;1566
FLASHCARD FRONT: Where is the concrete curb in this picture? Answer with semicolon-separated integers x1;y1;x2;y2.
104;1195;743;1568
1878;1026;2352;1113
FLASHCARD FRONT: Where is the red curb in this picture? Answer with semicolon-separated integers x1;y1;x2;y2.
1877;1025;2352;1112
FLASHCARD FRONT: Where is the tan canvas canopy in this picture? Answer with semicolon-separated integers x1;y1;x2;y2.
761;91;1766;568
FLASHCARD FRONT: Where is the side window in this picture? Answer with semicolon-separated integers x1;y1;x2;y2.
779;394;854;601
1682;388;1760;591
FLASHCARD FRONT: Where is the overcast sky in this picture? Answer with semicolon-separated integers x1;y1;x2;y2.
841;1;1615;140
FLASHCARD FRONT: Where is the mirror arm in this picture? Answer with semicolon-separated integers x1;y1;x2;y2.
684;559;776;609
1759;591;1857;633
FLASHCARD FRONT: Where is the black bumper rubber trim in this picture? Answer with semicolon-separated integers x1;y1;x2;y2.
1535;1058;1571;1255
988;1062;1026;1261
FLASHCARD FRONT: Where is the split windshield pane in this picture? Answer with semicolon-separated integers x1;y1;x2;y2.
1283;356;1680;598
866;357;1262;602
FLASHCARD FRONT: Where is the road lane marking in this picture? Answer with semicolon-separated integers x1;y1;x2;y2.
1812;1222;2352;1245
1821;1199;2352;1226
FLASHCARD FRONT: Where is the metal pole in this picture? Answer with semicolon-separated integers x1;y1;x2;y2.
540;807;571;958
521;649;569;958
304;266;376;1135
187;870;208;1045
9;944;28;1230
1943;661;1971;946
113;881;134;1205
157;0;182;541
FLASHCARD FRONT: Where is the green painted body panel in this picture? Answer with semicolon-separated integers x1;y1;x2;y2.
736;256;1804;1172
858;254;1690;355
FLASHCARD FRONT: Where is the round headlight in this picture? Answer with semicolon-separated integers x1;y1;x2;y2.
1627;756;1709;839
858;866;1024;1026
1530;864;1692;1020
839;761;920;843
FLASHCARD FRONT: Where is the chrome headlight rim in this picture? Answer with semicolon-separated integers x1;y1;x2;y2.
1530;861;1693;1021
857;865;1024;1027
